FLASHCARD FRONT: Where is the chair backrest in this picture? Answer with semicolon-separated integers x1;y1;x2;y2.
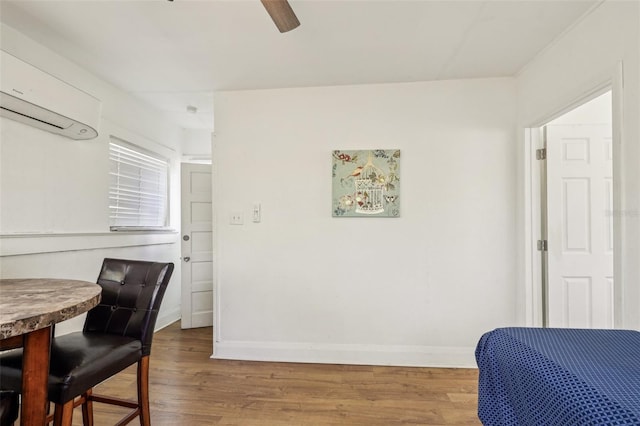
84;258;174;356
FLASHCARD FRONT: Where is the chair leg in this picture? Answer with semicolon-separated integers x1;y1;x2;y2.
81;389;94;426
137;356;151;426
53;401;74;426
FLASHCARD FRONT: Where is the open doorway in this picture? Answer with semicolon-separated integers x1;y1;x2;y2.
179;126;215;330
538;91;614;329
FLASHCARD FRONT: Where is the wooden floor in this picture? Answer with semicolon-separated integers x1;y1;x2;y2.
72;322;481;425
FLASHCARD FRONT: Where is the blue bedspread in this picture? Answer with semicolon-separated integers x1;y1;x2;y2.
475;327;640;426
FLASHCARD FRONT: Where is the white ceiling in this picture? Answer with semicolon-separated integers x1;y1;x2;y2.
0;0;599;130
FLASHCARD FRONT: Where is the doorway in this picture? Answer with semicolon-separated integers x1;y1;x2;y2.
539;91;614;329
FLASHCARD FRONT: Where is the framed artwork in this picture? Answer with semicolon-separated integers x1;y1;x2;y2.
332;149;400;217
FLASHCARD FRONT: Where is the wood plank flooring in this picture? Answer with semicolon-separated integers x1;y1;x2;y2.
72;322;481;425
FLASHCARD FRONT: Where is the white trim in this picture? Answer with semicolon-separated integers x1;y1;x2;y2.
0;231;178;257
155;306;181;331
523;127;545;327
212;132;221;350
181;155;212;164
213;340;477;368
526;77;613;129
522;66;623;329
611;61;624;329
530;127;545;327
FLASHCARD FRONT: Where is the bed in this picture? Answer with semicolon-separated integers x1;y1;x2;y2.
475;327;640;426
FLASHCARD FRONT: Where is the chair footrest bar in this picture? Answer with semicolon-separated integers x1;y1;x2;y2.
88;394;139;409
114;409;141;426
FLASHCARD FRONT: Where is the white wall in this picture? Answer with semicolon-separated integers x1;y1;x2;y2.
181;128;213;163
516;0;640;330
213;78;517;367
0;23;183;333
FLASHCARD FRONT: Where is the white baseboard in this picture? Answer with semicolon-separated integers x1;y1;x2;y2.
213;340;477;368
155;307;181;331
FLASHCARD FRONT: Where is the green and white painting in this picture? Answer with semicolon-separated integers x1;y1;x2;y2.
332;149;400;217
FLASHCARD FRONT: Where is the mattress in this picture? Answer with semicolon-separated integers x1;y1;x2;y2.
475;327;640;425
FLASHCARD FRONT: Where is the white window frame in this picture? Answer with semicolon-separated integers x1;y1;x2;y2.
108;136;170;231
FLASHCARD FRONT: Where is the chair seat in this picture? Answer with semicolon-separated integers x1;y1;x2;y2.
0;332;141;404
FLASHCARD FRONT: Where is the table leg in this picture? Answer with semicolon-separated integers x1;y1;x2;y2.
21;326;51;426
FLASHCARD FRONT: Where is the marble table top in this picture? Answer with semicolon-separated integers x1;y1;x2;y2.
0;278;102;339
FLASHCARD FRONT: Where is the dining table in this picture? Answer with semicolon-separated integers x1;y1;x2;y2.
0;278;102;425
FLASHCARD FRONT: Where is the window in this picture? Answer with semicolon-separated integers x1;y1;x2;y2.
109;137;169;230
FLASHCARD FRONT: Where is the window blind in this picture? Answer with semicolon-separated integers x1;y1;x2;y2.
109;137;169;229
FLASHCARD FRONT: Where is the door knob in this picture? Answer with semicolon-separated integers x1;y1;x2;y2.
183;256;191;262
183;235;190;241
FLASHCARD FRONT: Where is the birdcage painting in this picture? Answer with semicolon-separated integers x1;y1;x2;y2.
332;149;400;217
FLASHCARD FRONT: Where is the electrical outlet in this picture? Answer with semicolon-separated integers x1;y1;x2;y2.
230;212;244;225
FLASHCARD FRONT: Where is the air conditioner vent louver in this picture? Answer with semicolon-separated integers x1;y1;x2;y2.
0;50;101;140
1;92;75;129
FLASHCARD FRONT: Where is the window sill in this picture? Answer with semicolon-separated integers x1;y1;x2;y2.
109;227;176;233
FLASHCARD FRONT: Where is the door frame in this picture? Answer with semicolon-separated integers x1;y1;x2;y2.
522;63;624;328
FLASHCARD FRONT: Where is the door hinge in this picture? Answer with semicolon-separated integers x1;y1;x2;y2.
537;240;548;251
536;148;547;160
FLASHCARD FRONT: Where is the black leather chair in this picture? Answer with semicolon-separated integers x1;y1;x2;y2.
0;390;18;426
0;258;174;426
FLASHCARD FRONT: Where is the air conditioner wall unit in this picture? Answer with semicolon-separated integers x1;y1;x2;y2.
0;50;101;140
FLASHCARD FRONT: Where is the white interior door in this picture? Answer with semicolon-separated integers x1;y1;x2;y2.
546;123;613;328
181;163;214;329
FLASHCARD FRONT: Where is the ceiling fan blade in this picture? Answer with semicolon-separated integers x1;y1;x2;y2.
261;0;300;33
